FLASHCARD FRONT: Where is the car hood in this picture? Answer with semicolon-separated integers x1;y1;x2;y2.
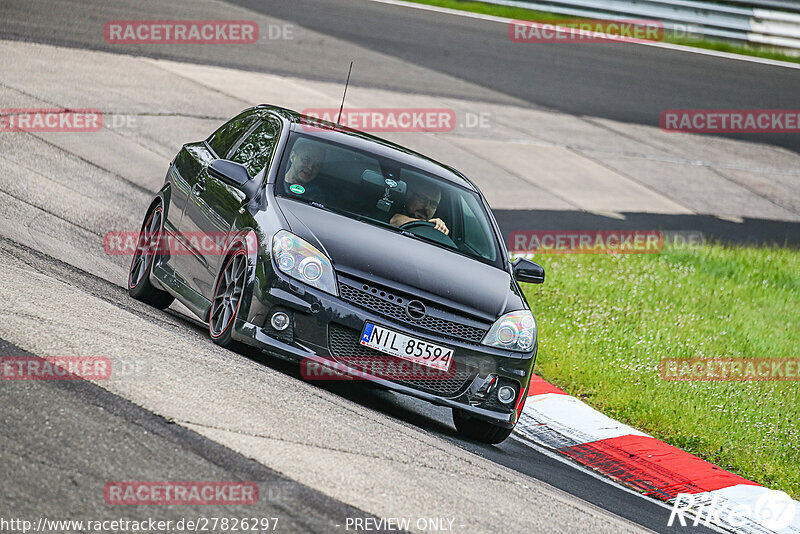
276;198;521;321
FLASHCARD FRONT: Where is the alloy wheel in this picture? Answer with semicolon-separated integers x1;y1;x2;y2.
128;207;162;289
210;251;247;338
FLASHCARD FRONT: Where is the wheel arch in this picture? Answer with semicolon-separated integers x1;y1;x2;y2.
204;228;260;324
137;184;172;231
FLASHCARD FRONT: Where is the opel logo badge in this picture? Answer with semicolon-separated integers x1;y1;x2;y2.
406;300;426;320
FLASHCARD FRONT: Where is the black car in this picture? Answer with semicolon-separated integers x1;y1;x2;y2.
128;105;544;444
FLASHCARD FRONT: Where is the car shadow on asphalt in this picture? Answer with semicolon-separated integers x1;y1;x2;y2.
163;307;461;438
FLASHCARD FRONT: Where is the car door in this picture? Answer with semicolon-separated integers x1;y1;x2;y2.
177;112;282;302
170;110;260;302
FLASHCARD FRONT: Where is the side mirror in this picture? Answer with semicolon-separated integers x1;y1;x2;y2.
208;159;261;202
512;257;545;284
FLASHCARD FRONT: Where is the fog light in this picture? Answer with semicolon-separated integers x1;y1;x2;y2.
270;311;290;331
497;385;516;404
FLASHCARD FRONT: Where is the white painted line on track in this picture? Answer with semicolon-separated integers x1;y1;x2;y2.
364;0;800;70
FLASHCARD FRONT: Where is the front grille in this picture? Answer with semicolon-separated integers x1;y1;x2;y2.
338;279;488;343
328;324;477;398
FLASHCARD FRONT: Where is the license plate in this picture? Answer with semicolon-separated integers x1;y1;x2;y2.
359;323;454;371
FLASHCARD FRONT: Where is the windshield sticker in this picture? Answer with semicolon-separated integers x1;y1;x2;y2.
289;184;305;195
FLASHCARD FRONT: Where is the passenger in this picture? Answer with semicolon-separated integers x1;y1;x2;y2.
283;140;327;204
390;182;449;235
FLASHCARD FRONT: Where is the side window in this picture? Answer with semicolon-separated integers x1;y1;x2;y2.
229;117;281;176
207;111;260;158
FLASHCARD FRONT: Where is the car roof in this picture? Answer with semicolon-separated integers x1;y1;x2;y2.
254;105;478;191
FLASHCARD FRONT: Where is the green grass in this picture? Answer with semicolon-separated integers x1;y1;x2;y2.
406;0;800;64
519;244;800;498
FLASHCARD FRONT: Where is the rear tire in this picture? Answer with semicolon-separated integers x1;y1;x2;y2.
128;204;174;310
452;408;515;444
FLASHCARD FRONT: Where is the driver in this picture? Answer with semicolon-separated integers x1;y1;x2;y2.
389;181;449;235
283;139;327;204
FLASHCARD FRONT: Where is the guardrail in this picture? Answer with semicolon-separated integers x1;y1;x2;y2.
482;0;800;50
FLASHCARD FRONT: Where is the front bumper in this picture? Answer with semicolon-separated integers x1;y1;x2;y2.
232;266;536;427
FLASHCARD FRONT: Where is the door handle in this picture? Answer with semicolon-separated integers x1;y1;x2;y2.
194;180;206;194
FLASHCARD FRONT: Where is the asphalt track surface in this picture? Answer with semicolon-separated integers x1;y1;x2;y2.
0;236;711;533
1;0;798;152
0;0;788;532
0;335;388;532
3;0;798;247
230;0;800;152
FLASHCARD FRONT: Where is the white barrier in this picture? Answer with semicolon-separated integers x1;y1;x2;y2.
483;0;800;50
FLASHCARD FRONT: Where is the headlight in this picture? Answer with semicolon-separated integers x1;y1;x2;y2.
482;310;536;352
272;230;338;295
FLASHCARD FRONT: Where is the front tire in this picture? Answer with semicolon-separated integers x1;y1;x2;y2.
209;249;248;350
128;204;174;309
452;408;515;444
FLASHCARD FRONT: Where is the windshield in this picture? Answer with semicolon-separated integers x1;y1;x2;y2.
275;132;502;267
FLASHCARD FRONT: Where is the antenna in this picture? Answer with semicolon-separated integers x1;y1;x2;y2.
336;61;353;125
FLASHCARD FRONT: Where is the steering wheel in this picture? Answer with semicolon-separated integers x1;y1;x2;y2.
400;220;436;231
400;220;457;248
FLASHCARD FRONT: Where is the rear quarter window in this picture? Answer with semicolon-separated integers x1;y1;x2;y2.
207;111;260;158
229;117;281;176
